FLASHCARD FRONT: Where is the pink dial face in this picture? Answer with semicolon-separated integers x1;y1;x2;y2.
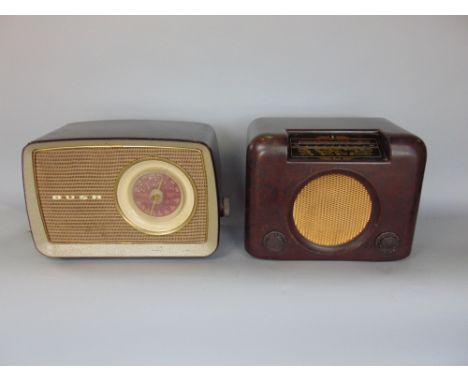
132;172;182;217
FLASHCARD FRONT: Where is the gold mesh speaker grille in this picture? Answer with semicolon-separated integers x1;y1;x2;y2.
33;146;208;244
292;173;372;246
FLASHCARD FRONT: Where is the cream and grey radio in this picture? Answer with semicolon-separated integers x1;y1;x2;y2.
22;120;227;258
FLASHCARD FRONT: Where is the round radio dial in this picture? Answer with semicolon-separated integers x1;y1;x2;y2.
116;159;196;235
132;172;182;218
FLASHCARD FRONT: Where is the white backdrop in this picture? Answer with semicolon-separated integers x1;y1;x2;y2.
1;16;467;365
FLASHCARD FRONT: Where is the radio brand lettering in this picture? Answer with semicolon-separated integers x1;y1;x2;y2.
52;195;102;200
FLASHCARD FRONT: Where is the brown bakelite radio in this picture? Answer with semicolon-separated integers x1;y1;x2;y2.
23;120;227;258
245;118;426;261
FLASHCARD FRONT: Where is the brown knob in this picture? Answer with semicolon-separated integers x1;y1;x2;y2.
263;231;287;252
376;232;400;255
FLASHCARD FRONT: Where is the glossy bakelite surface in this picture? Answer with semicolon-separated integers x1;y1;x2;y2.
245;118;427;261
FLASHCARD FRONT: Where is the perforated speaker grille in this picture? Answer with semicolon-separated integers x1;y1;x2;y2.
292;173;372;246
33;146;208;244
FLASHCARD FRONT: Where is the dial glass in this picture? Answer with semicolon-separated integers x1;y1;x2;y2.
132;172;182;217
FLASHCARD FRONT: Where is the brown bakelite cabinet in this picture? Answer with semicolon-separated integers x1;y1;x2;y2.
245;118;426;261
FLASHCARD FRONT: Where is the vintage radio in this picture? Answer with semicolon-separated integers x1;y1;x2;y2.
23;120;227;258
245;118;426;261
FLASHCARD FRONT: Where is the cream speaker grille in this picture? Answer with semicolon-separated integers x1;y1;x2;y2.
292;173;372;246
33;146;208;244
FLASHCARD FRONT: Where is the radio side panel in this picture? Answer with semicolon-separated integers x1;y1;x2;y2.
245;132;288;257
